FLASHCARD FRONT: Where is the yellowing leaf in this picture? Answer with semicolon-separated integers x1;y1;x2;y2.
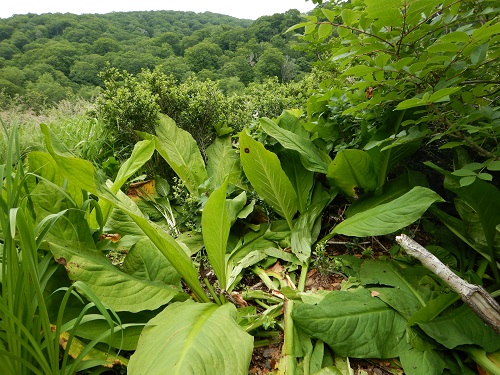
56;326;128;368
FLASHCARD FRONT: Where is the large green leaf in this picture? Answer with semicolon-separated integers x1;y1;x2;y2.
360;260;429;313
27;151;82;207
30;179;96;248
47;242;186;312
418;304;500;352
399;348;445;375
281;151;314;214
122;238;181;287
276;110;311;137
206;136;243;190
93;139;154;227
202;179;230;288
154;115;207;196
110;193;209;302
293;289;410;358
112;140;155;193
346;170;428;217
260;117;330;173
128;301;253;375
239;130;298;229
327;150;377;198
329;187;443;237
73;320;145;351
359;260;429;313
41;124;112;198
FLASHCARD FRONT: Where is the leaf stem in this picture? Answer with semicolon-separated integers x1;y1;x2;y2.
203;278;222;305
252;266;278;290
278;300;296;374
462;346;500;375
244;303;284;332
298;260;309;292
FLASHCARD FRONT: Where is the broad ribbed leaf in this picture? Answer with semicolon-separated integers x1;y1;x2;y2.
154;115;207;196
202;179;230;288
206;136;243;189
293;289;410;358
122;238;181;287
360;260;428;302
48;242;186;312
128;302;253;375
327;150;377;197
41;124;109;197
112;140;155;193
347;171;427;217
281;151;314;214
418;305;500;352
400;348;445;375
239;130;297;229
330;187;443;236
28;151;83;206
276;110;310;137
260;117;330;173
70;320;144;351
360;260;431;319
112;193;209;303
98;139;154;226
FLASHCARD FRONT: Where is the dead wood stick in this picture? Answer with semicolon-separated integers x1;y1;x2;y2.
396;234;500;334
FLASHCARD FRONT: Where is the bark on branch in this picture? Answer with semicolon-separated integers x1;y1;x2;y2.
396;234;500;334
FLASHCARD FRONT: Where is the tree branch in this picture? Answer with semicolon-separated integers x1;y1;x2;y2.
396;234;500;334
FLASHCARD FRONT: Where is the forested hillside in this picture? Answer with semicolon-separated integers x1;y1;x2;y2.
0;9;310;106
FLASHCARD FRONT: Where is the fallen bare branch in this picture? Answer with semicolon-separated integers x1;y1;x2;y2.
396;234;500;334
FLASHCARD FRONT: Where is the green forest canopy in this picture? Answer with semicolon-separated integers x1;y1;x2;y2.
0;9;313;104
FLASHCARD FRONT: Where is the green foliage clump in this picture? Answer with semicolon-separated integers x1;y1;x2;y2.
96;66;160;156
96;67;314;161
300;0;500;166
143;70;227;156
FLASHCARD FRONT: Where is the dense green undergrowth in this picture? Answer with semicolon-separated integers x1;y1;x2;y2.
1;0;500;374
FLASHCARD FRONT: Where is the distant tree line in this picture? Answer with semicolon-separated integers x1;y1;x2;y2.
0;9;314;108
